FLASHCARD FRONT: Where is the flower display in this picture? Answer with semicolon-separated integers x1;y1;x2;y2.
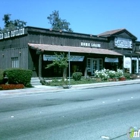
95;69;124;81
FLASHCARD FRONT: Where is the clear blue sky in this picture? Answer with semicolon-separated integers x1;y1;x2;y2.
0;0;140;40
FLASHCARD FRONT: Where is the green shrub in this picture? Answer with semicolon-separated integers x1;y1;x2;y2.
4;68;32;86
72;72;82;81
124;73;131;79
0;69;4;84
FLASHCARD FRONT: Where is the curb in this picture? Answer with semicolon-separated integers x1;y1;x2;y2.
0;79;140;95
70;79;140;89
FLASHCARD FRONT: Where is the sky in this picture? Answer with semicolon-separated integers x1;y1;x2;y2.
0;0;140;40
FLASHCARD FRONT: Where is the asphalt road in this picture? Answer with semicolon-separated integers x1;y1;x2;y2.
0;84;140;140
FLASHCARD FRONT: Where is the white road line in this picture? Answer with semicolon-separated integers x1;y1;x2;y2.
101;135;110;139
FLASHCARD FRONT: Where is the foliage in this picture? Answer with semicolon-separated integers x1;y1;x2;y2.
1;14;26;32
46;53;68;69
0;69;4;84
4;68;32;86
115;69;124;78
72;72;82;81
95;69;110;80
47;10;73;32
124;73;131;79
95;69;124;80
107;70;116;78
47;77;97;86
46;53;68;81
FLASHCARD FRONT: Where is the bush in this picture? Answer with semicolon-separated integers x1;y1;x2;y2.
124;73;131;79
115;69;124;78
107;70;116;79
95;69;124;80
4;68;32;86
72;72;82;81
95;69;109;80
0;69;4;84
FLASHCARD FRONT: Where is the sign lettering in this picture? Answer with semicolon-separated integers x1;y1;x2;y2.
0;28;25;40
81;42;101;47
115;37;132;48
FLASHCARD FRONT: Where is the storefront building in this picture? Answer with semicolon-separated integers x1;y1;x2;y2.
0;26;140;78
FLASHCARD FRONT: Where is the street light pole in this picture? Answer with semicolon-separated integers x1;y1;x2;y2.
68;51;71;87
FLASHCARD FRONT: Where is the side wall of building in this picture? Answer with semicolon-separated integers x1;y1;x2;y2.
0;35;29;70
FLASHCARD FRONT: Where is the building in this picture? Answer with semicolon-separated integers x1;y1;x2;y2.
0;26;140;78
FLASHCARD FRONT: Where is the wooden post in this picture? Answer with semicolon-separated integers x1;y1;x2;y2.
84;56;87;78
38;52;42;78
84;67;87;78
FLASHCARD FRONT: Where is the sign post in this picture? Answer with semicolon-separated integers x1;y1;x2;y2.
68;51;71;88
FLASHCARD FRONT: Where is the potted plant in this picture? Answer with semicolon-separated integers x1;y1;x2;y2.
119;76;126;81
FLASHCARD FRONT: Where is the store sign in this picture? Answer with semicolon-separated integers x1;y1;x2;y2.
115;37;132;48
124;57;131;68
43;55;84;62
0;28;25;40
81;42;101;47
105;57;118;63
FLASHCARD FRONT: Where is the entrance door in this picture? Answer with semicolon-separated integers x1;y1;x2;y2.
87;58;103;75
92;59;98;75
132;60;137;74
91;59;103;75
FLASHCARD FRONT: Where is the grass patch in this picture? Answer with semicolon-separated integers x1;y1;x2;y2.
46;77;99;86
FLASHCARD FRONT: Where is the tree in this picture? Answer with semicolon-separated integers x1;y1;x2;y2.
47;10;73;32
46;52;68;81
2;14;26;32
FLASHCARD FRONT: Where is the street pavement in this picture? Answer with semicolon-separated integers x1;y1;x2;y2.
1;84;140;140
0;79;140;95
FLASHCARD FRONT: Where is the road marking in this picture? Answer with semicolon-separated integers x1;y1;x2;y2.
101;135;110;139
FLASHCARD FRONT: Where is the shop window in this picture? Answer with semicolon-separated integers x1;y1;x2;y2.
87;59;91;69
11;57;19;68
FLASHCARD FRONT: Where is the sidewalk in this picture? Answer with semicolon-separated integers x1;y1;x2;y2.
0;79;140;95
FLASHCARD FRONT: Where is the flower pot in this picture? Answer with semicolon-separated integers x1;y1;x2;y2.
119;77;126;81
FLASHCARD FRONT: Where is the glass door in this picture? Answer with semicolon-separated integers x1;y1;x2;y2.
132;60;137;74
87;58;103;75
92;59;98;75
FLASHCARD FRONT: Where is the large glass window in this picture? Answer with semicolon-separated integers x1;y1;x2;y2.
11;57;19;68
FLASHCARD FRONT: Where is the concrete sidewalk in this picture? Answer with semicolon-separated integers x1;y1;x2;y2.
0;79;140;95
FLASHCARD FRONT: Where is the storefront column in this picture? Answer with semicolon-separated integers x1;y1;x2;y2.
138;57;140;73
84;67;87;78
136;58;139;73
130;55;132;73
123;55;125;73
38;53;42;78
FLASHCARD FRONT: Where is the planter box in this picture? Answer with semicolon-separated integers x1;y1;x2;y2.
119;77;126;81
108;78;117;82
0;84;24;90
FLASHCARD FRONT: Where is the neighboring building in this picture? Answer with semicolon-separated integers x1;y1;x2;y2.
0;26;140;78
